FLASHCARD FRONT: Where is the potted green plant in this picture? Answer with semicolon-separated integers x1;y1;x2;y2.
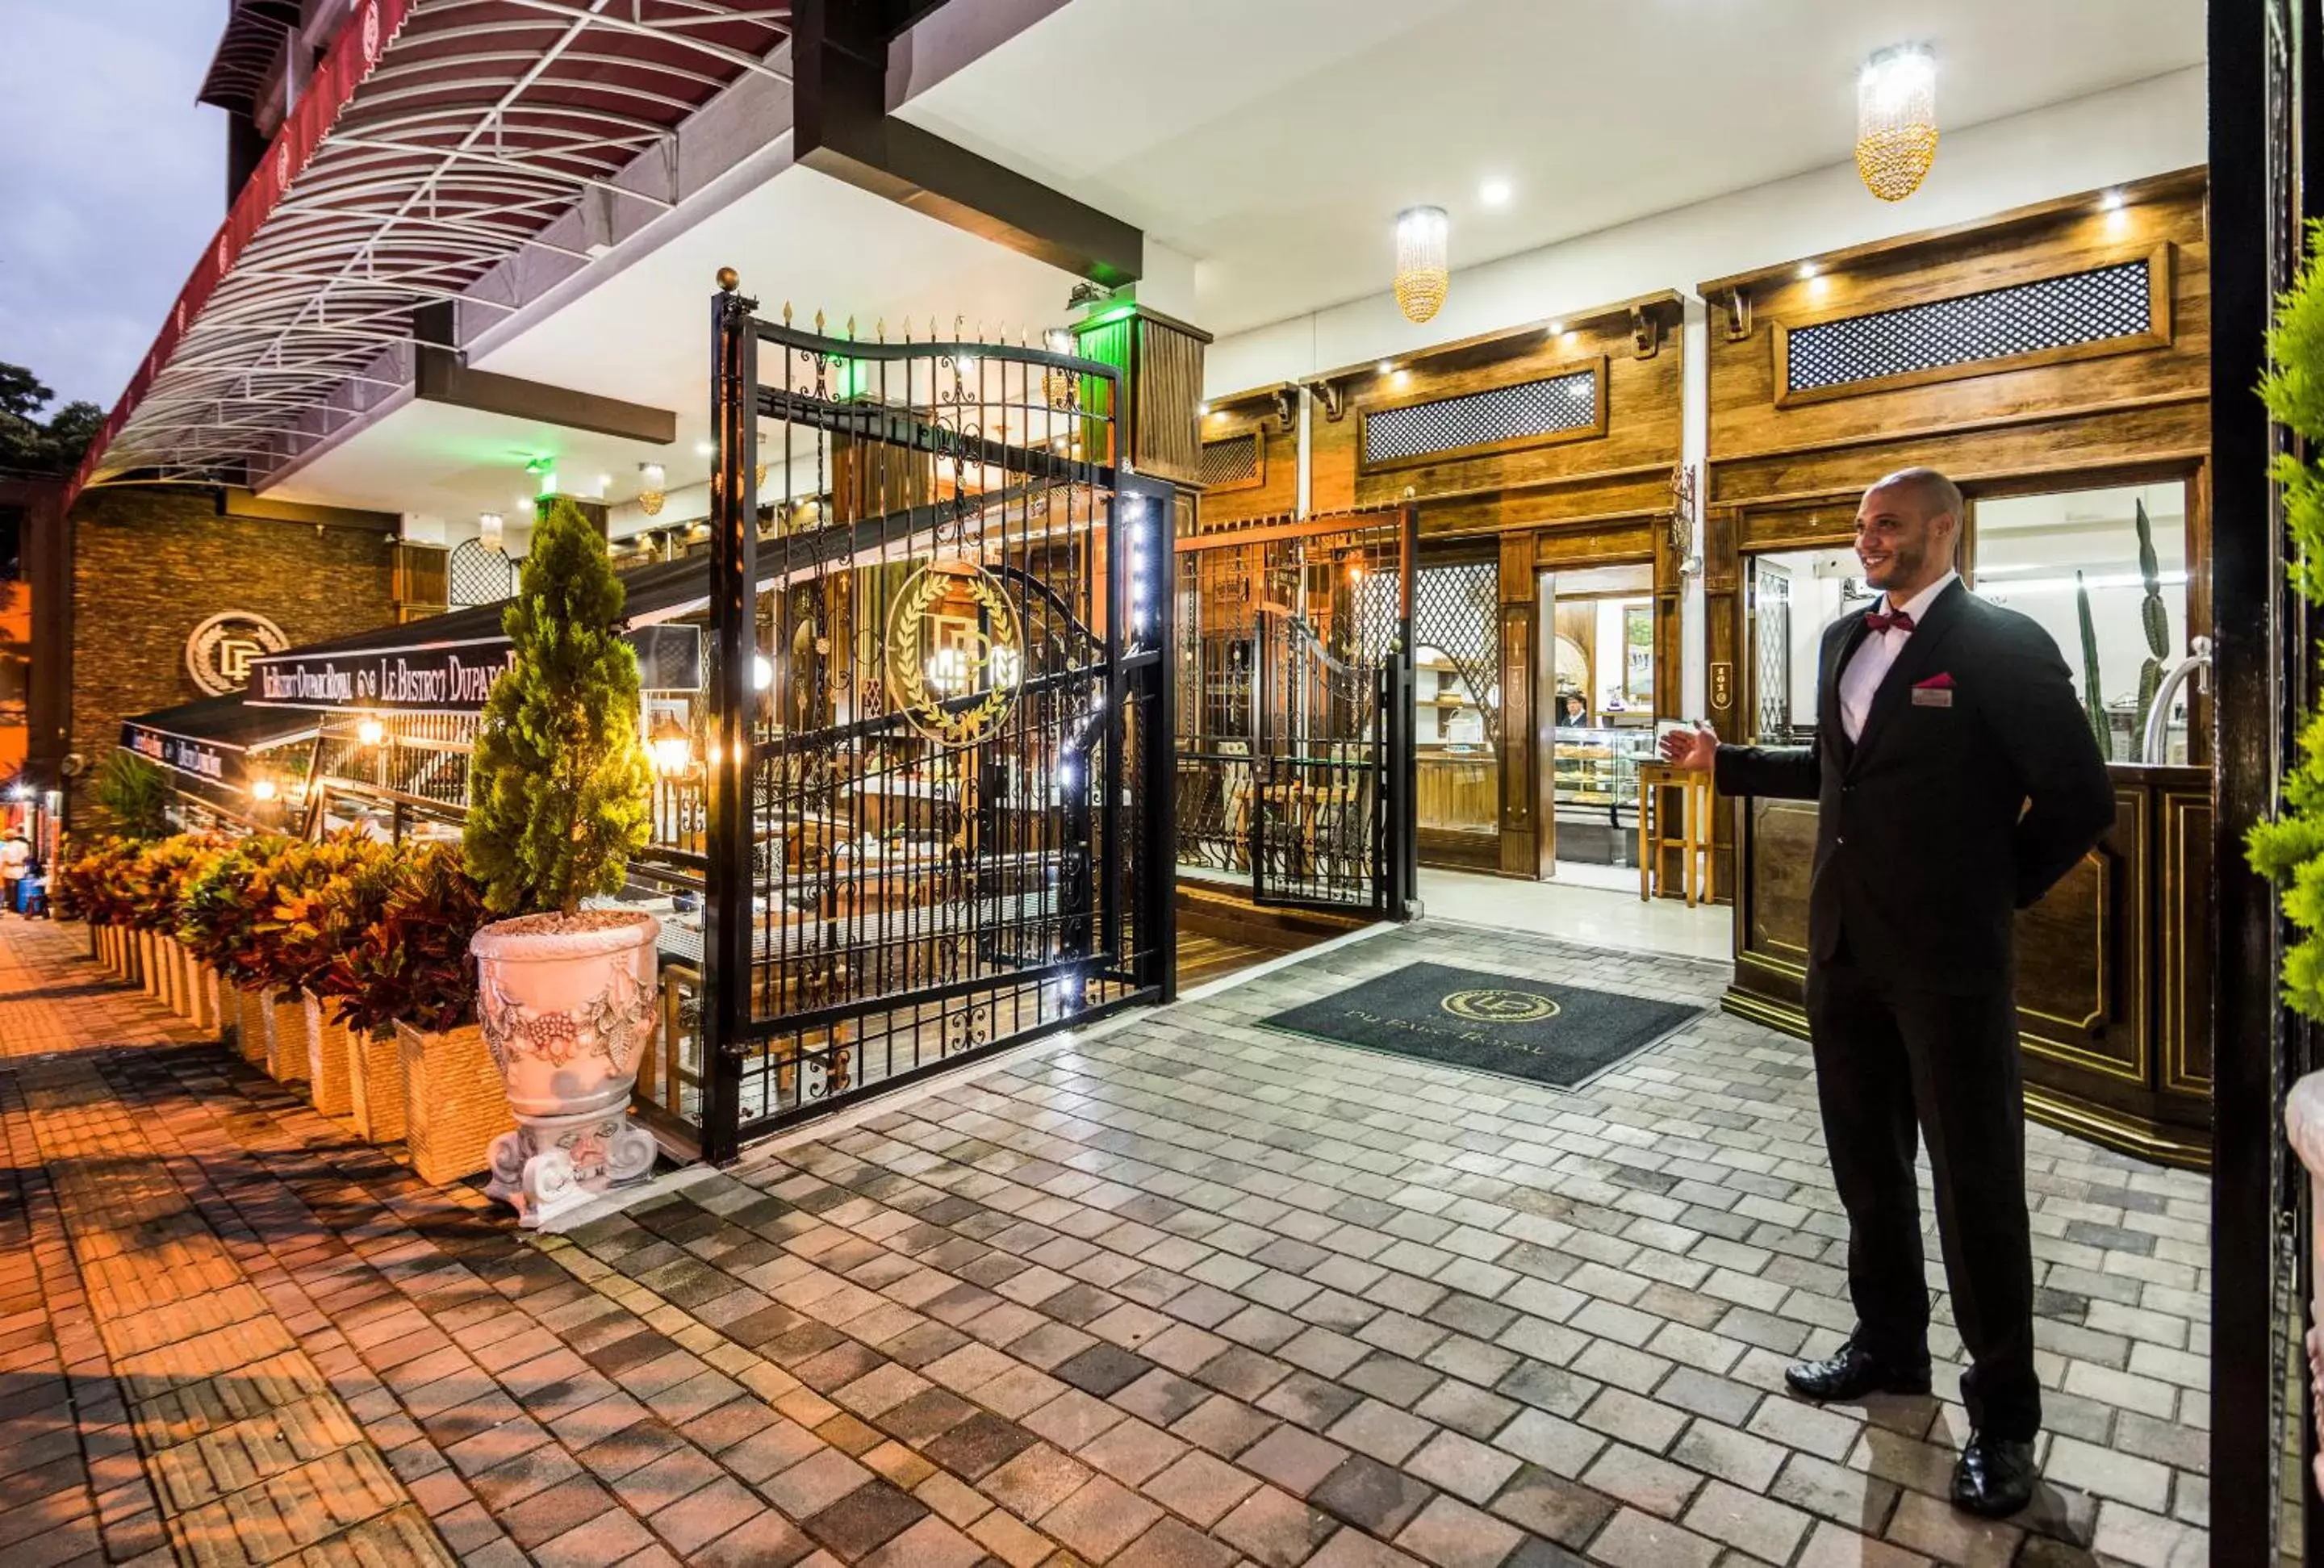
332;843;508;1174
464;495;658;1224
182;834;293;1065
273;833;396;1117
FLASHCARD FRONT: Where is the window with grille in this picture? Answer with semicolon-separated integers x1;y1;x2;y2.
1777;252;2167;403
1199;433;1262;491
1362;365;1602;469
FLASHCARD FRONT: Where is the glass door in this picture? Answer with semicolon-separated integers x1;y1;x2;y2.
1542;563;1657;887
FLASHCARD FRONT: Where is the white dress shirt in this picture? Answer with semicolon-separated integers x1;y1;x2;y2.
1837;571;1957;742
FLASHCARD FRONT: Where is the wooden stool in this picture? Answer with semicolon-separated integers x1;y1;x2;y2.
1639;763;1716;907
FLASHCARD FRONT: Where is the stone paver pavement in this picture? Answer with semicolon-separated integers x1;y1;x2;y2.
0;915;2209;1566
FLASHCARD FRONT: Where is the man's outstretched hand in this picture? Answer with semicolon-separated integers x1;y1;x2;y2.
1657;721;1718;771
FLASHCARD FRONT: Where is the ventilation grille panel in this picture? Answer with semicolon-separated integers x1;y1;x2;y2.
1365;368;1599;466
1199;433;1261;489
1783;258;2155;395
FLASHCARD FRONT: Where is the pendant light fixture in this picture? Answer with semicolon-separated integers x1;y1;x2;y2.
478;511;504;552
637;462;667;516
1857;44;1938;203
1394;205;1450;324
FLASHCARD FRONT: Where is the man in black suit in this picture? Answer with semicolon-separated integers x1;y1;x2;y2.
1659;466;2114;1516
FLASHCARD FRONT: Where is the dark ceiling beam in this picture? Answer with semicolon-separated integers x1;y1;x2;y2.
409;303;676;446
792;0;1143;287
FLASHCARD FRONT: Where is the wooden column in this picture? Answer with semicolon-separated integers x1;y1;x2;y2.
1071;303;1214;489
1497;530;1540;876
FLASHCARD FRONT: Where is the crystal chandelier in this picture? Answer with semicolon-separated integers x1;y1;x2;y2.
637;462;667;516
1394;206;1449;324
1857;45;1937;203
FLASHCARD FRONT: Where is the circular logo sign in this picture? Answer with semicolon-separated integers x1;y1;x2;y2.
1440;988;1561;1024
186;612;290;696
884;561;1024;746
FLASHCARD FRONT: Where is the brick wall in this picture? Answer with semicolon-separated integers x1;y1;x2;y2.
68;486;395;820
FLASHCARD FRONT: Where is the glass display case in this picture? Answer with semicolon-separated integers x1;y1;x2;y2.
1551;723;1657;814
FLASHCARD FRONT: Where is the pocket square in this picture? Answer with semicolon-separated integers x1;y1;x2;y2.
1914;673;1954;689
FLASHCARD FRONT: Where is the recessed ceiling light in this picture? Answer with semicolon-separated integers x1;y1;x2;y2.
2099;189;2124;211
695;439;714;456
1798;262;1820;280
1547;320;1564;334
1377;360;1394;375
1479;178;1513;207
1198;403;1211;416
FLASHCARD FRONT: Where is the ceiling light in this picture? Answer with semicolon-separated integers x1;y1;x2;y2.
637;462;667;516
1377;361;1395;376
1198;403;1211;416
1547;320;1564;335
695;439;714;457
1857;45;1937;202
1479;178;1512;207
1798;262;1820;280
2099;189;2125;211
1393;205;1450;324
479;512;504;551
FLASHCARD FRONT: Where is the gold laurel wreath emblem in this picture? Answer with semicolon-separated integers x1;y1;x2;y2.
886;562;1024;746
1440;989;1561;1023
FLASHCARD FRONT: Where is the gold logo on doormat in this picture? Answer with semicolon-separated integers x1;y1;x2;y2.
1440;989;1561;1023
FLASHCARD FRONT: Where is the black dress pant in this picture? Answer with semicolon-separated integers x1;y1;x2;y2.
1804;953;2042;1440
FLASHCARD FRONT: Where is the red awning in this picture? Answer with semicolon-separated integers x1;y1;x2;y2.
75;0;792;503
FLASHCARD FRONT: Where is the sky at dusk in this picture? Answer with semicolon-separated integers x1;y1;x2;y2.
0;2;226;414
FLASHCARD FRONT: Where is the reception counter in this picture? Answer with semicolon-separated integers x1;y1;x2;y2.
1724;762;2211;1169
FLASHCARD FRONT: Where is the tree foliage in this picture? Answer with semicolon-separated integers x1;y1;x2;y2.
462;495;651;918
0;362;102;475
2251;218;2324;1018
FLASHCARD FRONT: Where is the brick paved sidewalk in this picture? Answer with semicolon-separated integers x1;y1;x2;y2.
0;915;2209;1567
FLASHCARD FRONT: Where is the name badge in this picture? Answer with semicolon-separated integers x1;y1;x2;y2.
1911;688;1953;708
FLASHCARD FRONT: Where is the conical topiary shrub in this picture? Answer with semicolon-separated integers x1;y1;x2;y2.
460;495;661;1225
464;495;653;918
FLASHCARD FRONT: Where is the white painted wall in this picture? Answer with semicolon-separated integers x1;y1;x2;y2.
1206;66;2205;391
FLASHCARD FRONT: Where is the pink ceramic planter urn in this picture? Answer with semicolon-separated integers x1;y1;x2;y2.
470;910;661;1227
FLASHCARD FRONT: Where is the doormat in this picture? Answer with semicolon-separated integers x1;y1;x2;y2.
1259;961;1701;1090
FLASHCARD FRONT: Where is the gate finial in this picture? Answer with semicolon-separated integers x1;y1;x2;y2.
814;309;826;333
782;300;792;325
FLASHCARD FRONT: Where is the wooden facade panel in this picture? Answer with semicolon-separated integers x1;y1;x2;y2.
1707;178;2209;487
2016;790;2147;1086
1198;419;1299;527
2161;781;2213;1093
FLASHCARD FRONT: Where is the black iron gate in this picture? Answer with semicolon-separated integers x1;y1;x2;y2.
1174;511;1415;915
702;283;1173;1154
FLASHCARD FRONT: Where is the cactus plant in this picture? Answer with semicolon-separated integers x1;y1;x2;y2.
2075;571;2111;762
2128;499;2171;748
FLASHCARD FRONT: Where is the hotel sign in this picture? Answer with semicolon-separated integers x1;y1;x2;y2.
119;721;243;792
248;625;700;714
186;612;290;696
249;637;517;714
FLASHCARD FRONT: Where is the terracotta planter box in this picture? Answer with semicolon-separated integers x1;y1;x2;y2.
264;993;308;1083
137;930;158;995
181;947;218;1034
394;1020;513;1187
347;1026;405;1144
233;987;268;1064
93;924;111;971
302;991;353;1117
160;939;185;1016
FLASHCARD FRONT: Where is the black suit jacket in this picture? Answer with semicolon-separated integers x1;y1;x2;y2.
1714;579;2116;994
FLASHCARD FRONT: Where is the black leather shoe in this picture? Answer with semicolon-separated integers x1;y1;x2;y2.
1783;1340;1932;1402
1952;1432;2038;1516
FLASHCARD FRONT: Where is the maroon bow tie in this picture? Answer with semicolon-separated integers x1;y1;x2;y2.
1865;608;1915;634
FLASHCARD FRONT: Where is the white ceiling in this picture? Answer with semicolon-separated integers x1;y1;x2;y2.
271;166;1078;521
898;0;2208;336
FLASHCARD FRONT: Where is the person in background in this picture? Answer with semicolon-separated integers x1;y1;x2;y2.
1557;692;1587;728
0;831;27;917
1656;466;2114;1517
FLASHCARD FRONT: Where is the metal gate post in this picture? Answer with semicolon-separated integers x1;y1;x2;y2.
1390;504;1420;918
1126;480;1178;1000
701;276;758;1164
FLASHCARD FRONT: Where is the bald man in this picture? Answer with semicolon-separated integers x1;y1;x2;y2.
1661;467;2113;1516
